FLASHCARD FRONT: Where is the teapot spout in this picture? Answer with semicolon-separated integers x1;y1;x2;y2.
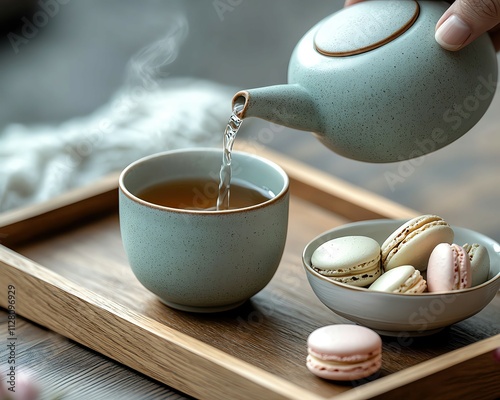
232;84;322;133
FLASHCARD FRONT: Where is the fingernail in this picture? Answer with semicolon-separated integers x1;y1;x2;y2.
435;15;471;51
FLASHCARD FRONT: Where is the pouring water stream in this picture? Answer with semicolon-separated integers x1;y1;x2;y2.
216;104;244;210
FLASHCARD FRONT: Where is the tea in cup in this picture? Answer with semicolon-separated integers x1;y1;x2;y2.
119;148;289;312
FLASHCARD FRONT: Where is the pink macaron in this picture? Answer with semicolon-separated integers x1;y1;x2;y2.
306;324;382;381
427;243;471;292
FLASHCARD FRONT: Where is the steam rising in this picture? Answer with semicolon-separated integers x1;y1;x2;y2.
125;14;189;88
0;11;234;212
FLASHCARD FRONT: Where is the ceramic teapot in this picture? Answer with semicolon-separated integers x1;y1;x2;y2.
232;0;498;163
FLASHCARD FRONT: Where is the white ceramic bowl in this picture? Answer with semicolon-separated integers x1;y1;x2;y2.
302;220;500;336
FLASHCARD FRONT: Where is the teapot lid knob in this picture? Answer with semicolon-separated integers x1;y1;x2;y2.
314;0;419;57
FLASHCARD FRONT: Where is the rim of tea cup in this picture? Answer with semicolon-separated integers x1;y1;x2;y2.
119;147;289;215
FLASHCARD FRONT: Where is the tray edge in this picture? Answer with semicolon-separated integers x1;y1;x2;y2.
0;246;328;400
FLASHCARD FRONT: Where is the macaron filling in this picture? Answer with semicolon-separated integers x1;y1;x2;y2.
452;244;469;289
400;271;427;293
308;347;381;363
369;265;427;293
306;353;381;377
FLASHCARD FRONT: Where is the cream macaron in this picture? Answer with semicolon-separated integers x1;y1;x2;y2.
306;324;382;381
369;265;427;293
311;236;382;287
463;243;490;287
427;243;471;292
381;215;454;272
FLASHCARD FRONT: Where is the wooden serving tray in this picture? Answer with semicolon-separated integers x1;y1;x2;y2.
0;145;499;400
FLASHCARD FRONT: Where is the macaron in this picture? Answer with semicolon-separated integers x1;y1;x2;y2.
427;243;471;292
463;243;490;286
311;236;382;287
381;215;454;272
306;324;382;381
369;265;427;293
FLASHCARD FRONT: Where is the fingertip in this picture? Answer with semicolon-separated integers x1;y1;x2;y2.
344;0;364;7
435;14;472;51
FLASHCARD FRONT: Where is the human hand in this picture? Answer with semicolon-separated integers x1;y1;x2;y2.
344;0;500;51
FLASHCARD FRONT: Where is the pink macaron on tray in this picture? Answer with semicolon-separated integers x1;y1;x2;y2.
303;215;500;336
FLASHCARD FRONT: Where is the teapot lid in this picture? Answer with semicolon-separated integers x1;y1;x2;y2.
314;0;419;57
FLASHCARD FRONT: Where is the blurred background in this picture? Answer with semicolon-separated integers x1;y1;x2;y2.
1;0;499;240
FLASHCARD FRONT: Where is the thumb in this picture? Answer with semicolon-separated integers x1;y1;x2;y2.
435;0;500;50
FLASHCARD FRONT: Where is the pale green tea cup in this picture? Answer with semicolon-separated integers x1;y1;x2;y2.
119;148;289;312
